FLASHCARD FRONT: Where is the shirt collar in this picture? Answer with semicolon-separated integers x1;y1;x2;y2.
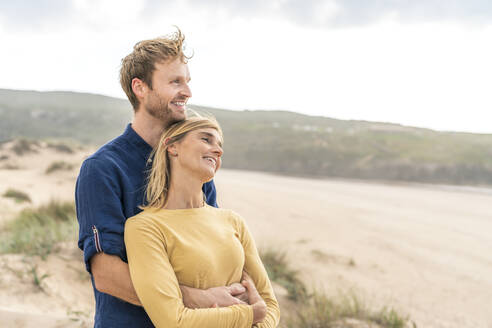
122;123;154;160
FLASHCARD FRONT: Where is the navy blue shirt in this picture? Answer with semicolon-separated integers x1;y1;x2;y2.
75;124;218;328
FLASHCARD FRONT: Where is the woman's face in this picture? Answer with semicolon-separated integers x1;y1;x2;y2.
169;127;223;182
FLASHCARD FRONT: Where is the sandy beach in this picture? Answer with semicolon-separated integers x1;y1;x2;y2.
215;169;492;328
0;145;491;327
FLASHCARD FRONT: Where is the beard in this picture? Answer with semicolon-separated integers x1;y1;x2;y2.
144;92;184;126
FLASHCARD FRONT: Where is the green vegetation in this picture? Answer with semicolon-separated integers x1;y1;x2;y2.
46;141;74;153
11;138;39;155
2;88;492;186
260;248;309;302
45;160;74;174
286;291;412;328
3;188;31;203
261;248;413;328
0;89;132;145
0;200;77;259
28;263;50;293
67;309;91;327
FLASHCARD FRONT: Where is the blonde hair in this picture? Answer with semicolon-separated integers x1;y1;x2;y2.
142;115;223;210
120;27;191;110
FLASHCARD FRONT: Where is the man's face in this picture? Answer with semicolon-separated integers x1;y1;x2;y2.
143;58;192;125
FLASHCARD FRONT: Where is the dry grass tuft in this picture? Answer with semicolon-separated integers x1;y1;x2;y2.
261;248;413;328
45;161;74;174
46;142;74;154
260;248;309;302
11;138;39;156
3;188;31;203
0;200;77;259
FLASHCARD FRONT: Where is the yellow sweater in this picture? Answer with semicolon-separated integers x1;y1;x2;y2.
124;205;280;328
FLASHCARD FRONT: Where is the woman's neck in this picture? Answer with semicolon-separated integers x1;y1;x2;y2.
165;172;205;209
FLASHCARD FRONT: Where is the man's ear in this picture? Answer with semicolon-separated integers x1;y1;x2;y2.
132;78;147;100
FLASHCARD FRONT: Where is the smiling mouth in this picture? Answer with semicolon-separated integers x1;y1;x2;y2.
203;156;216;167
171;101;187;110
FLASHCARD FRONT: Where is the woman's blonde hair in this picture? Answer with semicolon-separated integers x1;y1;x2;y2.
141;115;223;210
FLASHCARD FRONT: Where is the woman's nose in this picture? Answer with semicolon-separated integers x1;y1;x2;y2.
214;145;223;157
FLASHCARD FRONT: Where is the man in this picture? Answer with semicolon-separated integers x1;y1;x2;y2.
76;28;247;328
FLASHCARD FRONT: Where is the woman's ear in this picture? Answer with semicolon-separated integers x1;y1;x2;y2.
167;143;178;157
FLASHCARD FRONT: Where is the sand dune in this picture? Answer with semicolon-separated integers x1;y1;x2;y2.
1;144;491;327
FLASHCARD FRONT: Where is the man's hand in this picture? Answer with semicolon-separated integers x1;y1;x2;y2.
180;283;248;309
242;272;267;324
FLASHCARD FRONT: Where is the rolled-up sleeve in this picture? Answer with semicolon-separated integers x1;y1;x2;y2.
76;158;127;273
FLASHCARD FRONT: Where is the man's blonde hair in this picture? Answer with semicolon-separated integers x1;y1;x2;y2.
120;27;190;110
142;115;223;210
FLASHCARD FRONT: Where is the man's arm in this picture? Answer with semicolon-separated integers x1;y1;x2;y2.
91;252;141;306
91;252;248;308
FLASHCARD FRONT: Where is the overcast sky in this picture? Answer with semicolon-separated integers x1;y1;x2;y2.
1;0;491;133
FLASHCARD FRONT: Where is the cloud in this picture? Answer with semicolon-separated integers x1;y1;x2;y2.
2;0;491;33
0;1;74;30
142;0;492;27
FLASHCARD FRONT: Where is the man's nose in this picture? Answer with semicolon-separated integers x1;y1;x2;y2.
181;83;192;98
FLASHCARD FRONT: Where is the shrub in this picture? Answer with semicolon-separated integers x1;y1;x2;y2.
260;248;309;302
286;291;412;328
11;138;38;156
0;200;77;258
45;161;73;174
260;247;413;328
47;142;74;154
3;188;31;203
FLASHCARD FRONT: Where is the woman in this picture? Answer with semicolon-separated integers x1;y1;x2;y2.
124;116;280;327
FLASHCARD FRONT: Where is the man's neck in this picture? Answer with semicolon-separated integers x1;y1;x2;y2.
131;109;168;148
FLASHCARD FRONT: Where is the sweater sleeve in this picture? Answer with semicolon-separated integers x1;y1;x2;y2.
124;217;254;328
234;213;281;328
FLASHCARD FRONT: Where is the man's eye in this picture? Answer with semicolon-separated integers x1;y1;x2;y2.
202;138;209;143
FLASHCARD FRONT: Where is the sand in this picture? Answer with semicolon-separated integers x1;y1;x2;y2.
214;170;492;328
0;144;491;327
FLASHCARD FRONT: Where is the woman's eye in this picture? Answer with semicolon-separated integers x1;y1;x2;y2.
202;138;209;143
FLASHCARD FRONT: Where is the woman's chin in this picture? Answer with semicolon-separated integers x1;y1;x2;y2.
200;169;216;183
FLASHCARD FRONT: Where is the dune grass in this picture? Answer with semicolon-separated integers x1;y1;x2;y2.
3;188;31;203
260;248;309;302
0;200;77;259
11;138;39;156
45;160;74;174
286;291;412;328
260;248;413;328
46;141;74;154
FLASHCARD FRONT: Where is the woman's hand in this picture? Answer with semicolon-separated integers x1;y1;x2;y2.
180;284;247;309
242;273;267;324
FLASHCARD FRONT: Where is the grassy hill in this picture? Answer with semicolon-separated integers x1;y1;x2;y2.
2;88;492;185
